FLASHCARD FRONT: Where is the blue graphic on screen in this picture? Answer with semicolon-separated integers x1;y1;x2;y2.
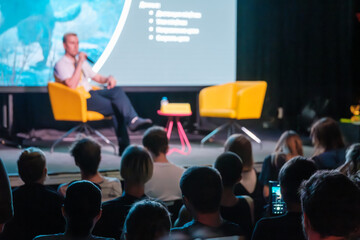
0;0;237;87
0;0;124;86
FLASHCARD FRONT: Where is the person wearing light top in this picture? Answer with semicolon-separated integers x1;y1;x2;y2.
142;126;185;202
58;137;122;202
54;32;152;155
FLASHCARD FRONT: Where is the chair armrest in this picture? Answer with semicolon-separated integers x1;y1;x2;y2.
235;81;267;119
48;82;88;122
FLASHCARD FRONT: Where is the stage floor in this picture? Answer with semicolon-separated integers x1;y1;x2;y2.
0;128;314;186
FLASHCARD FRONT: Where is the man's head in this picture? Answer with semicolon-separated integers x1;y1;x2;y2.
278;156;317;205
63;180;102;235
120;145;153;184
180;166;223;214
214;152;243;188
123;200;171;240
63;32;79;58
300;171;360;239
142;126;169;157
17;147;47;184
70;137;101;177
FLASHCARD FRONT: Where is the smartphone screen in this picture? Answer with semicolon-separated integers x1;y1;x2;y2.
269;181;287;215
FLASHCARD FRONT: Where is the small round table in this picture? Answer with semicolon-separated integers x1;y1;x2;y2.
157;110;192;155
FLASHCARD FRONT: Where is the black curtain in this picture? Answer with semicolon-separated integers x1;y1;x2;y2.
236;0;359;129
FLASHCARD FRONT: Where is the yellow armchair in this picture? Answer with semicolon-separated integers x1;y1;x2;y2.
48;82;116;154
199;81;267;145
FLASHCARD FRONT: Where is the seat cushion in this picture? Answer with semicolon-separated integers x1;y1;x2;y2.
86;111;106;121
200;109;237;119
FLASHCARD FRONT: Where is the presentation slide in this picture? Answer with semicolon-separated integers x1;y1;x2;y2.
0;0;237;87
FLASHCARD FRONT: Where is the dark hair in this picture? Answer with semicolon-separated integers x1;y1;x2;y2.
17;147;46;184
214;152;243;187
63;32;77;43
278;156;317;204
64;180;102;236
120;145;153;184
180;166;222;213
310;117;345;156
123;200;171;240
70;137;101;177
300;171;360;238
142;126;168;156
345;143;360;175
224;134;254;169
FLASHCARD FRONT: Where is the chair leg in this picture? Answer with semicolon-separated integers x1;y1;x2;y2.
50;124;83;153
234;123;262;148
90;127;118;155
51;123;117;155
201;122;231;146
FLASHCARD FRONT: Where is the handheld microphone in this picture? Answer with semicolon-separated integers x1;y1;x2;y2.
86;56;95;64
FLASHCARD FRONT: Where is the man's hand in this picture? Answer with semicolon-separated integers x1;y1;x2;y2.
78;52;87;63
107;76;116;89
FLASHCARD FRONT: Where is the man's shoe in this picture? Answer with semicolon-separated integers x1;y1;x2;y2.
128;117;153;132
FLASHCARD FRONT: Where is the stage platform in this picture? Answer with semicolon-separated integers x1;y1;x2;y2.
0;128;315;187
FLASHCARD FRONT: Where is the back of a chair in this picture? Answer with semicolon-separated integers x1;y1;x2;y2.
48;82;88;122
199;81;267;120
199;82;238;110
234;81;267;120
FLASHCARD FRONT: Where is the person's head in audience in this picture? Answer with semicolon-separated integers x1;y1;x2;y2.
278;156;317;212
120;145;153;190
300;171;360;240
63;180;102;238
339;143;360;180
142;126;168;159
180;166;223;217
274;130;303;159
310;117;345;156
70;137;101;178
214;152;243;189
123;199;171;240
224;134;253;171
17;147;47;185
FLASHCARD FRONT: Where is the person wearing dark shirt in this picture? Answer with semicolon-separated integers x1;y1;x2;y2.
0;148;64;240
34;180;114;240
252;157;317;240
259;130;303;199
300;171;360;240
171;166;245;240
310;117;346;170
0;158;13;233
93;145;153;240
215;152;254;239
224;134;266;221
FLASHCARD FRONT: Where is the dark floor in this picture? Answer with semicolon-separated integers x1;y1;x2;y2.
0;127;315;187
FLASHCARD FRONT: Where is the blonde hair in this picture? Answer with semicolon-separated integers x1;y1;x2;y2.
274;130;303;157
63;32;77;43
120;145;153;184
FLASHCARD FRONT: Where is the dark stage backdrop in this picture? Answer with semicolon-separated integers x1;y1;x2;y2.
236;0;360;129
1;0;360;136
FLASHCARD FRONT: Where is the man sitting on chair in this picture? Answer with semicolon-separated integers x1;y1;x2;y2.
53;32;152;155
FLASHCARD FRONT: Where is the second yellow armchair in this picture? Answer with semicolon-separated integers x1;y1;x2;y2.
199;81;267;145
